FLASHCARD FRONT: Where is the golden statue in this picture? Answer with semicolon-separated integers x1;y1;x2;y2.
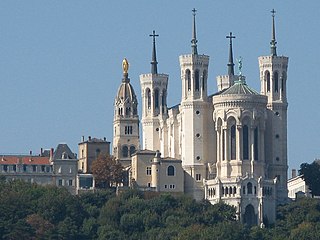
122;58;129;74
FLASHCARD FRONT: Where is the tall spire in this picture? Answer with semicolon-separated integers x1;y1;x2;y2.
270;9;277;56
226;32;236;76
149;30;159;74
191;8;198;55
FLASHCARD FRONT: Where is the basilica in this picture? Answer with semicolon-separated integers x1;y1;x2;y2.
112;9;288;226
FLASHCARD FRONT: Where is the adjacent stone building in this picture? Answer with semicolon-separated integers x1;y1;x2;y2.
78;136;110;173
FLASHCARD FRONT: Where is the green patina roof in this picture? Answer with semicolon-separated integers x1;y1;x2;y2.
221;78;259;95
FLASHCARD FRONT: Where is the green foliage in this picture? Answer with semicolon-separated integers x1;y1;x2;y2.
299;161;320;197
2;180;320;239
91;154;125;188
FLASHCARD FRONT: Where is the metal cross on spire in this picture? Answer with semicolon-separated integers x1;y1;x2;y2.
149;30;159;74
270;9;277;56
191;8;198;55
226;32;236;76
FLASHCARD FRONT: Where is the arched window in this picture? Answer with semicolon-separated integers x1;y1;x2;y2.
147;88;151;109
162;89;166;106
122;146;128;158
195;69;200;91
202;70;207;91
274;71;279;92
230;125;236;160
167;165;175;176
154;89;159;109
247;182;253;194
229;186;232;195
222;187;224;195
129;146;136;157
161;89;166;113
266;71;270;92
254;127;259;160
186;69;191;91
243;125;249;160
282;72;286;93
233;186;237;195
225;187;229;195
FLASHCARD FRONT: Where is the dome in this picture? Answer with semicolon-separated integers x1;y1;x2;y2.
116;81;137;103
221;77;259;95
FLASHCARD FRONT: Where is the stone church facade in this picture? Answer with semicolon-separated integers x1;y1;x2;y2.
112;9;288;226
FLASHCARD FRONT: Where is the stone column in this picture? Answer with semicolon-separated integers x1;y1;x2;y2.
236;125;242;161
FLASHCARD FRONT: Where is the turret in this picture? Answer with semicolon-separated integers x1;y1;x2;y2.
113;59;140;166
180;9;209;102
258;9;288;204
140;30;169;151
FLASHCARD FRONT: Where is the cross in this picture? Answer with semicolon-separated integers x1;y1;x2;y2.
149;30;159;43
226;32;235;45
271;9;276;17
192;8;197;16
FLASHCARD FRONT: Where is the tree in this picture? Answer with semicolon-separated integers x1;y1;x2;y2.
299;161;320;197
91;154;125;188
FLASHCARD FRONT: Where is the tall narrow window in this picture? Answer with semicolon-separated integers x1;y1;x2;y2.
230;125;236;160
195;69;200;91
222;129;225;160
154;89;159;109
247;182;253;194
243;125;249;160
186;69;191;91
122;146;128;158
274;71;279;92
254;127;259;160
282;72;286;93
167;166;175;176
129;146;136;156
202;70;207;91
266;71;270;92
146;167;151;176
162;89;166;113
147;88;151;109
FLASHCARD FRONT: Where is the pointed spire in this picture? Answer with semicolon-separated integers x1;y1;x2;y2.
191;8;198;55
270;9;277;56
226;32;236;76
149;30;159;74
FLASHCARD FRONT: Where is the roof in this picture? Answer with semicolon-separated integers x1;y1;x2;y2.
0;156;50;165
116;81;137;103
53;144;76;160
220;78;259;95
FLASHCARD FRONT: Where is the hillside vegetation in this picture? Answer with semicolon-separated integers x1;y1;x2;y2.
0;178;319;240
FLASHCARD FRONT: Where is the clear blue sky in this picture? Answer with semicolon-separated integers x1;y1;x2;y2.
0;1;319;172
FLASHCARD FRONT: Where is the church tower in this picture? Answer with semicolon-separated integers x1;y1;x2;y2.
216;32;238;91
258;10;288;204
140;31;169;151
179;9;212;200
113;59;140;166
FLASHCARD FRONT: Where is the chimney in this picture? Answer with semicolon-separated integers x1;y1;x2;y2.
82;136;84;142
104;137;106;141
29;150;32;156
88;136;91;141
50;148;54;161
292;169;297;178
40;148;43;156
